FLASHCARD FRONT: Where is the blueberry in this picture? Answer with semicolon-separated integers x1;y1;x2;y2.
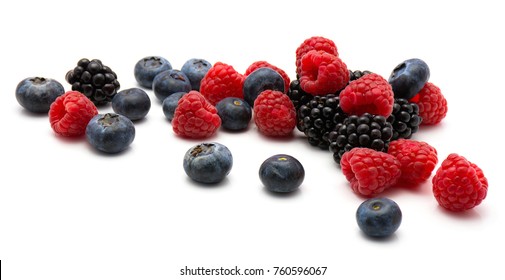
15;77;64;113
86;113;135;154
215;97;252;131
356;197;402;238
259;154;304;193
111;88;151;121
243;68;285;107
162;92;187;121
183;142;233;184
134;56;172;89
181;58;212;91
152;69;191;101
388;58;430;99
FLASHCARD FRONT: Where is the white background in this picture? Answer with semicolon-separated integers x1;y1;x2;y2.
1;0;504;279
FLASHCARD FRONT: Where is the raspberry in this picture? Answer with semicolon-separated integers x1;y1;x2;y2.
254;90;296;137
341;148;402;197
244;61;290;94
409;82;448;125
295;36;338;76
339;73;394;117
200;62;244;105
432;154;488;212
299;50;349;95
172;91;221;138
388;139;438;185
49;91;98;137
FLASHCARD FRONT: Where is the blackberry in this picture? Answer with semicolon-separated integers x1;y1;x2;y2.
329;113;393;164
349;70;372;81
65;58;120;105
387;98;422;140
287;79;313;113
298;94;347;149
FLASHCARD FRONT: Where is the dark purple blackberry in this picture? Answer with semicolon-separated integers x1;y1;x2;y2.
65;58;120;105
287;79;313;113
298;94;347;149
329;113;393;164
387;98;422;140
349;70;372;81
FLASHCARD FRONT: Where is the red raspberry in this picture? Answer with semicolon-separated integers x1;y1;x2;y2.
172;91;221;139
244;61;290;93
409;82;448;125
295;36;338;76
388;139;438;185
339;73;394;117
200;62;245;105
253;90;296;137
299;50;349;95
49;91;98;137
432;154;488;212
341;148;402;197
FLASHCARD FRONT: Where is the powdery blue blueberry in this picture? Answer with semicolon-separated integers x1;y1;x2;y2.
183;142;233;184
15;77;64;113
134;56;172;89
259;154;305;193
112;88;151;121
152;69;191;102
162;92;187;121
215;97;252;131
181;58;212;91
243;67;285;107
356;197;402;238
86;113;135;154
388;58;430;99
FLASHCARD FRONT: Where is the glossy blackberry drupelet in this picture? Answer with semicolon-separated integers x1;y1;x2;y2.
387;98;422;140
15;77;64;113
65;58;120;105
298;94;347;149
259;154;305;193
287;79;314;114
349;70;372;81
356;197;402;238
183;142;233;184
329;113;393;164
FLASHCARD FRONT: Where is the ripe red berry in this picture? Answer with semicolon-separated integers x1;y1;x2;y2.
253;90;296;137
244;61;290;94
409;82;448;125
388;139;438;185
49;91;98;137
339;73;394;117
341;148;402;197
199;62;244;105
299;50;349;95
172;91;221;139
432;154;488;211
295;36;338;76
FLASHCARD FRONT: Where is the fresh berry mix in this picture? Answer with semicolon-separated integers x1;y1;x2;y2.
183;142;233;184
339;73;394;117
244;61;290;94
49;91;98;137
432;154;488;212
253;90;296;137
200;62;244;105
15;77;64;113
295;36;338;76
409;82;448;125
243;67;285;107
388;58;430;100
298;94;347;149
388;139;438;185
299;50;349;95
215;97;252;131
134;56;172;89
259;154;305;193
387;98;422;140
162;92;187;122
172;91;221;138
329;113;393;164
356;197;402;238
86;113;135;154
111;88;151;121
152;69;192;102
181;58;212;91
65;58;120;105
340;148;402;197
